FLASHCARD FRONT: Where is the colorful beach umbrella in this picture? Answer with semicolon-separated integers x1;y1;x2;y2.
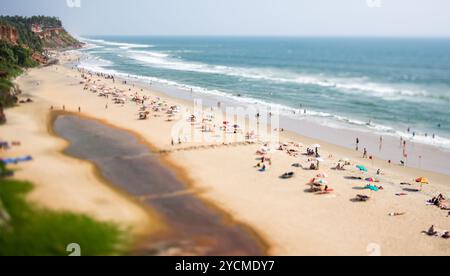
314;179;328;185
356;165;368;172
416;177;429;184
365;185;379;192
365;177;377;182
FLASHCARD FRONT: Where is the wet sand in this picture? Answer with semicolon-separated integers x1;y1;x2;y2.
53;114;267;256
135;77;450;176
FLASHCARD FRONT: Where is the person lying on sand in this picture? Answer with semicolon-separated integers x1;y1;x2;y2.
442;231;450;239
280;172;294;179
357;195;370;202
428;194;450;210
348;176;363;180
389;212;406;217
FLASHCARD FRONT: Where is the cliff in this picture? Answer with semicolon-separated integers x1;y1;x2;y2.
37;27;83;49
0;25;19;45
1;16;82;52
0;16;82;124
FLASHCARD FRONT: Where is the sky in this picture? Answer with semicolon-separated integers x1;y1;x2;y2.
1;0;450;37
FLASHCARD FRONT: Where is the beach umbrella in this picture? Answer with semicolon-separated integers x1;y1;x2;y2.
365;185;379;192
416;177;429;184
356;165;368;172
365;177;376;182
314;179;328;185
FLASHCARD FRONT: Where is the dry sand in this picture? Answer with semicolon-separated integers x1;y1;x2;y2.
2;50;449;255
1;63;164;238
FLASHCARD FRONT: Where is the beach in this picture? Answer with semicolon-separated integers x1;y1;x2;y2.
2;50;450;256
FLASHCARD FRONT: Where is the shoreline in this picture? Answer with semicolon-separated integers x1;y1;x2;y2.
73;48;450;176
3;50;449;255
79;66;450;178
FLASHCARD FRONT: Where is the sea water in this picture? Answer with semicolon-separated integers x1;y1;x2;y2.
77;36;450;152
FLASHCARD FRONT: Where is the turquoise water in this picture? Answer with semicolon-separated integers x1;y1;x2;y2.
78;36;450;151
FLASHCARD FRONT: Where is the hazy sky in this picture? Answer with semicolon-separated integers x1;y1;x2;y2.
1;0;450;37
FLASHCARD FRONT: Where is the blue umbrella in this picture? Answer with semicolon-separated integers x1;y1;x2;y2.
365;185;379;192
0;156;33;165
356;165;368;172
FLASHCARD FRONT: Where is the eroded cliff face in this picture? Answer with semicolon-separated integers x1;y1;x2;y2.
32;24;82;49
0;25;18;45
38;28;83;49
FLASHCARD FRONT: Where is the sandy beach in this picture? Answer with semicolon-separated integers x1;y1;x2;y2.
2;50;450;256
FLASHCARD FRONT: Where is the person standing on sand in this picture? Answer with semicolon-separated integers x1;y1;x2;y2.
356;138;360;151
78;107;81;113
379;136;383;151
363;148;368;159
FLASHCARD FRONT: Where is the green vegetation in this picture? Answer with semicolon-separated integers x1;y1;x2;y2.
0;40;37;112
0;16;77;121
0;16;64;52
0;178;128;256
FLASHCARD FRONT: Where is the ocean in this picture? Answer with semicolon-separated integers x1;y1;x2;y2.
77;36;450;152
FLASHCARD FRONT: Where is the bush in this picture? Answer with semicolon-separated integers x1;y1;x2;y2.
0;179;128;256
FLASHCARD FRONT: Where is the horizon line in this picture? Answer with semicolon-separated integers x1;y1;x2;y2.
76;34;450;39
